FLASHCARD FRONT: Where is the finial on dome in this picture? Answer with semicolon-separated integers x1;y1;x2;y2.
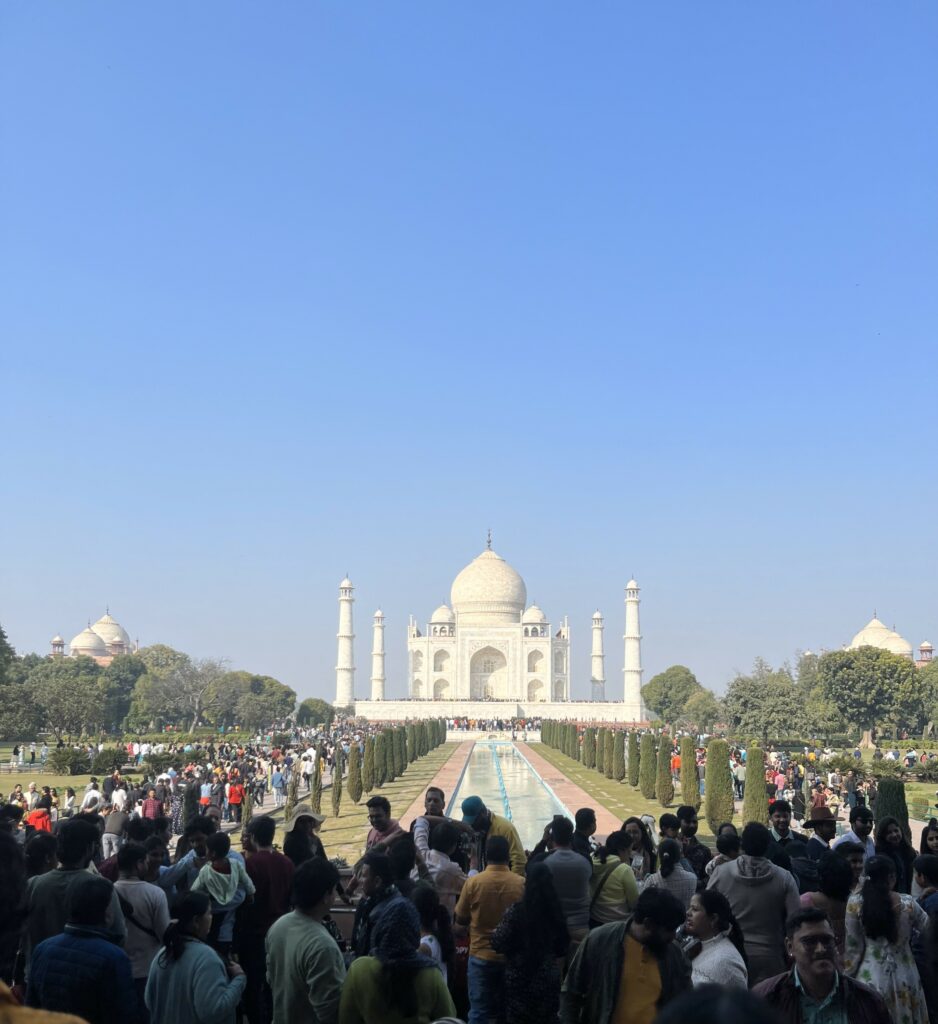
486;528;492;550
106;605;109;615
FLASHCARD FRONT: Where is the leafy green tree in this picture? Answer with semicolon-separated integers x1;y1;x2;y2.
642;666;703;724
0;625;15;683
656;735;674;806
297;698;336;728
347;743;363;804
613;732;626;782
679;736;699;809
100;654;146;732
30;656;101;739
0;651;45;740
331;748;344;818
628;732;640;787
362;736;375;792
680;690;723;733
704;739;734;832
639;733;657;799
742;745;768;825
818;647;924;740
723;658;804;744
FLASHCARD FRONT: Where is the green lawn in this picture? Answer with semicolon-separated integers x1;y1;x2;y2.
530;743;716;838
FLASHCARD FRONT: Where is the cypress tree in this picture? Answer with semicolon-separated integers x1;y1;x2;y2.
284;765;301;822
347;742;363;804
679;736;700;810
704;738;734;832
384;729;396;783
331;747;344;818
374;733;387;787
400;726;409;768
418;721;428;757
639;733;657;799
406;724;417;763
742;745;768;825
596;729;607;775
656;735;674;806
362;736;375;792
391;728;403;778
874;778;910;838
613;731;626;782
311;759;323;813
183;778;199;824
604;730;615;778
241;786;253;832
628;731;640;787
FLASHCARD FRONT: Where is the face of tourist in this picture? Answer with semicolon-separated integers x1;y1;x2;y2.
684;896;717;940
632;918;678;955
625;823;643;848
368;807;390;833
424;790;445;816
359;863;384;898
679;814;698;838
146;845;166;879
846;852;865;884
770;808;791;835
194;905;213;941
190;831;209;858
926;830;938;854
788;921;837;984
884;824;902;846
853;816;873;840
815;820;837;843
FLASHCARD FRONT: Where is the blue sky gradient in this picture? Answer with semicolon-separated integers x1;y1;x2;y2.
2;3;936;700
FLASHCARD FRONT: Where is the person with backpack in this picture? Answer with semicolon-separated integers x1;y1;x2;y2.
115;843;171;1018
589;830;639;928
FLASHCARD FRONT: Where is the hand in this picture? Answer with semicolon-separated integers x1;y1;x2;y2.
226;962;245;979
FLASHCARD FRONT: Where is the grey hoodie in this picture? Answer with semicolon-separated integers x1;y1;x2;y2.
706;854;801;985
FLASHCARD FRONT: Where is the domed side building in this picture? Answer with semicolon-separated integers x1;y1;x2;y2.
406;547;570;703
847;615;933;667
52;610;137;666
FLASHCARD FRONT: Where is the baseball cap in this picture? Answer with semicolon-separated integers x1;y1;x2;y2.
461;795;485;825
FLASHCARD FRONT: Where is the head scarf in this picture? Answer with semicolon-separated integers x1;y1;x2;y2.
371;897;436;970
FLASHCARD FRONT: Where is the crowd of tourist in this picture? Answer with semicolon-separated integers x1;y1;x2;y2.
2;727;938;1024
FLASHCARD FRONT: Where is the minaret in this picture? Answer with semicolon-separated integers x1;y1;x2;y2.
590;611;606;701
335;577;356;707
370;609;386;701
623;579;645;716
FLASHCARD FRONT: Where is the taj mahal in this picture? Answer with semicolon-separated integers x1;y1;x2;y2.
339;543;649;723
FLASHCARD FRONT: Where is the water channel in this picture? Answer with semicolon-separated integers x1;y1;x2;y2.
448;741;571;848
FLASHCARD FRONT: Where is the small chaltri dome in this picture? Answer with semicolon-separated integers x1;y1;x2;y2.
921;641;934;651
431;604;455;624
70;627;108;657
340;577;353;589
626;579;640;590
51;634;64;644
522;604;547;624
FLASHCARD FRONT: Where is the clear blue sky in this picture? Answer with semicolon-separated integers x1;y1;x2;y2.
2;3;936;702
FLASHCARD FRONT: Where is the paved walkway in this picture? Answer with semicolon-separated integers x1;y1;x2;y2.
516;741;622;839
399;740;475;829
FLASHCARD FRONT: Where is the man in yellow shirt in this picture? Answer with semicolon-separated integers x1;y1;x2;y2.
561;889;690;1024
460;796;527;875
455;836;526;1024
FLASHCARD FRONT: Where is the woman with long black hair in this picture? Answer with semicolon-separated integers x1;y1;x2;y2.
622;816;657;881
589;830;639;927
874;815;917;894
683;889;748;989
844;854;928;1024
490;861;569;1024
144;890;245;1024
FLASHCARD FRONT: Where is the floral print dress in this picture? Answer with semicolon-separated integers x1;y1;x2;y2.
844;891;929;1024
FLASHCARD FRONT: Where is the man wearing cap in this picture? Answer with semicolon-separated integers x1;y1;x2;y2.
803;806;838;861
832;805;875;861
460;796;526;875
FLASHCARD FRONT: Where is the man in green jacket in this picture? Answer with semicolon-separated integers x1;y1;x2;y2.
460;796;527;875
561;889;690;1024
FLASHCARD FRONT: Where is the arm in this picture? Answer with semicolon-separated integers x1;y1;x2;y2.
429;972;457;1020
843;896;864;976
618;865;639;909
192;952;247;1022
560;933;590;1024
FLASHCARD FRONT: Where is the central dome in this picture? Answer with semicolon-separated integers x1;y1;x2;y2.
451;549;527;624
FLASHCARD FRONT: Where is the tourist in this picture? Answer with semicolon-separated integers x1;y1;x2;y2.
874;815;916;894
589;830;639;927
705;826;741;878
753;908;890;1023
27;875;135;1024
491;861;569;1024
707;822;800;985
682;890;748;989
655;986;783;1024
658;812;681;842
424;821;468;915
460;796;527;875
410;786;448;855
454;835;526;1024
543;817;592;956
24;833;58;879
22;819;126;978
844;854;930;1023
833;839;867;892
236;815;294;1024
351;852;402;958
798;850;853;954
411;881;455;982
642;838;698;910
266;857;346;1024
79;780;103;813
190;831;256;956
114;843;171;1016
339;897;456;1024
920;817;938;858
271;767;285;808
102;802;129;860
364;796;405;852
561;888;690;1024
622;815;657;881
802;806;838;862
571;808;596;861
226;777;245;823
768;800;807;856
676;805;711;881
0;832;27;986
144;891;246;1024
832;805;876;861
141;788;163;821
282;807;327;867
